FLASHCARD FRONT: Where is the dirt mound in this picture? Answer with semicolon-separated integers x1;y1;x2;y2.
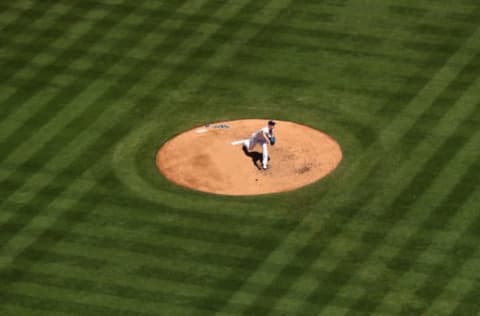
156;119;342;195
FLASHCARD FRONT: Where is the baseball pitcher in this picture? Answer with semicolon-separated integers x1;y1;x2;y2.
243;120;276;170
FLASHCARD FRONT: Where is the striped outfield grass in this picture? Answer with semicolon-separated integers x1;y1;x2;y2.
0;0;479;315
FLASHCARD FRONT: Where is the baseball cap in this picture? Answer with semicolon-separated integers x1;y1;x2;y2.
268;120;276;126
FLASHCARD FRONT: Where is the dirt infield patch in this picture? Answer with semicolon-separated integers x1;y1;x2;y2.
156;119;342;195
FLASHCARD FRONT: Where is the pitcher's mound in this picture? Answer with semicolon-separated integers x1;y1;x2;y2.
156;119;342;195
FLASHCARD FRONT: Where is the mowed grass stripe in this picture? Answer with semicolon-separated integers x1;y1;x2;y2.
0;302;70;316
327;136;480;316
231;2;469;110
21;235;261;283
3;272;221;315
5;242;336;313
1;4;247;84
398;169;480;314
19;248;240;287
451;285;480;316
0;3;94;63
0;48;306;95
0;176;296;230
0;174;165;316
0;3;55;53
381;2;475;37
89;201;295;233
446;7;480;25
0;1;58;57
215;4;480;315
10;239;267;305
436;277;479;316
397;1;479;53
22;249;372;315
426;207;480;316
0;2;62;107
343;124;480;314
74;213;282;251
361;6;480;109
0;3;110;144
0;210;278;258
0;287;156;316
0;227;269;281
0;210;296;282
396;224;480;316
287;56;480;315
0;2;102;121
5;263;236;314
372;156;480;315
0;3;21;27
1;237;262;312
325;4;480;106
0;0;151;151
376;4;480;117
0;196;292;246
247;2;476;73
125;1;281;95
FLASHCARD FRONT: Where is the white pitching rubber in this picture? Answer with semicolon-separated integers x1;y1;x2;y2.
195;128;208;134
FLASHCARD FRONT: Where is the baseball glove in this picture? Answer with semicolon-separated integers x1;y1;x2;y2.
270;136;276;145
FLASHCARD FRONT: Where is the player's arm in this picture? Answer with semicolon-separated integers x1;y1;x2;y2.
263;131;276;145
262;131;271;143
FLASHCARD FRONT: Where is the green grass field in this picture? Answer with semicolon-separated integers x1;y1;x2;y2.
1;0;479;315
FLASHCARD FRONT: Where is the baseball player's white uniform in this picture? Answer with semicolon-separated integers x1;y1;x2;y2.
243;123;274;169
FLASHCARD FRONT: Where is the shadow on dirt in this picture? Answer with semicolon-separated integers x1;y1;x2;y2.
242;146;269;170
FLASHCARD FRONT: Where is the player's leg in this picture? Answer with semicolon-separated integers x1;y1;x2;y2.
244;136;255;151
261;142;268;169
243;139;250;150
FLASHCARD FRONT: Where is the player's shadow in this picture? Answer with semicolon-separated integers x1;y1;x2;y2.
242;146;269;170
